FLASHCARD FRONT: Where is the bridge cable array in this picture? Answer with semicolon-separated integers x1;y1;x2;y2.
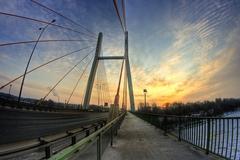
0;11;96;39
0;46;94;90
92;50;111;107
38;49;95;104
30;0;97;37
0;0;126;107
114;60;124;106
0;1;98;104
66;54;94;105
121;0;127;31
112;0;128;109
113;0;127;33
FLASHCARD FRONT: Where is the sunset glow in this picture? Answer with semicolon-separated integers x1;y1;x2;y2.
0;0;240;109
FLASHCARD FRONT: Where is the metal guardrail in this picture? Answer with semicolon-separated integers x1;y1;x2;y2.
134;112;239;160
0;107;108;145
48;112;126;160
0;120;106;159
0;98;109;112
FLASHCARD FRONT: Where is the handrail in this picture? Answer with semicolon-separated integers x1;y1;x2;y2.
48;112;125;160
134;112;239;160
134;111;240;119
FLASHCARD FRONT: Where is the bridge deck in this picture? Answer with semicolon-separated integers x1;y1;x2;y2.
102;112;215;160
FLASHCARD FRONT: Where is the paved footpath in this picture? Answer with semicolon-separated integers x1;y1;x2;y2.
102;112;217;160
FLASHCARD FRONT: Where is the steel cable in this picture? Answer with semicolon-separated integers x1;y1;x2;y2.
0;46;93;90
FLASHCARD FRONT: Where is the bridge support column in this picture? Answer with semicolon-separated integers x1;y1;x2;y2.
124;31;135;112
83;32;103;109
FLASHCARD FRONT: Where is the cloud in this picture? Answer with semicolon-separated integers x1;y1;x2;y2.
1;0;240;107
130;1;240;106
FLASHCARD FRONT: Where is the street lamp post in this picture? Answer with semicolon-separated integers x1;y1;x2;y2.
143;89;147;108
17;19;56;104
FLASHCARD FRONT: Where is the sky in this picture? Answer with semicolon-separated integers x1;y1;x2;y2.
0;0;240;109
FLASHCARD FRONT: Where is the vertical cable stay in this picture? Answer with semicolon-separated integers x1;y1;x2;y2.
101;62;107;106
0;46;93;90
98;60;110;106
94;59;110;107
102;73;110;105
101;62;104;106
121;0;127;31
80;73;89;107
38;50;94;104
30;0;97;37
99;62;103;106
102;84;106;106
99;65;103;106
0;11;96;39
114;60;125;106
122;64;127;110
66;54;94;105
113;0;125;32
95;64;100;106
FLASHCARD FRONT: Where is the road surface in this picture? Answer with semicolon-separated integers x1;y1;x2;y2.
0;107;108;144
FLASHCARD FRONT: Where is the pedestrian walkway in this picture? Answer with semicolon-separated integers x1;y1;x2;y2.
102;112;216;160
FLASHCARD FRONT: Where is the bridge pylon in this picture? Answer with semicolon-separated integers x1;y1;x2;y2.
124;31;135;112
83;32;102;109
83;32;135;112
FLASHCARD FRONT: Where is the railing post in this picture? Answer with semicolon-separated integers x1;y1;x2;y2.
45;145;52;158
86;129;90;137
178;117;181;141
39;137;52;158
97;133;102;160
164;116;168;136
118;120;121;129
206;118;210;154
111;127;113;146
71;135;76;145
115;127;118;136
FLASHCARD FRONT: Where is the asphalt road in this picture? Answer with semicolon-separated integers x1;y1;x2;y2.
0;107;108;144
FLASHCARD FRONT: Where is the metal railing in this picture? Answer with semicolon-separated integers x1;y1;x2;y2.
0;121;106;159
134;112;240;160
48;112;126;160
0;98;109;112
0;112;125;160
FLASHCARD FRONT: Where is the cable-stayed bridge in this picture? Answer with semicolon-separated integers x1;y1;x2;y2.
0;0;132;159
0;1;239;160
